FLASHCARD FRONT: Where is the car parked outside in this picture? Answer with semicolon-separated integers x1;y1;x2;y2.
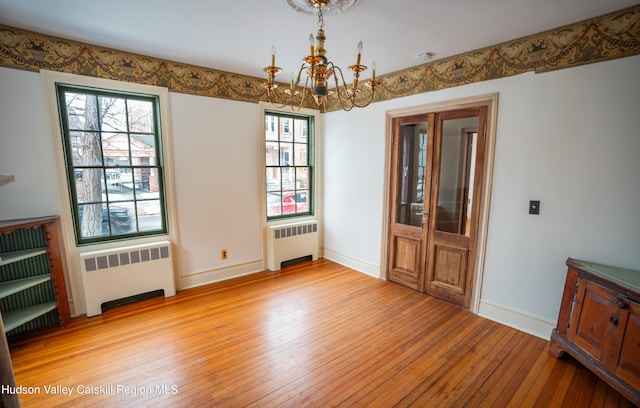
267;191;309;217
78;205;132;234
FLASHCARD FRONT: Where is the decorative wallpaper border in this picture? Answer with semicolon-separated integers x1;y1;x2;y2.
344;4;640;112
1;5;639;112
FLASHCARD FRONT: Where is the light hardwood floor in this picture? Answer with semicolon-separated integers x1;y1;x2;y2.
8;259;636;407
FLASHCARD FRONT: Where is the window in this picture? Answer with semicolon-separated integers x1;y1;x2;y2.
57;85;167;244
265;111;313;219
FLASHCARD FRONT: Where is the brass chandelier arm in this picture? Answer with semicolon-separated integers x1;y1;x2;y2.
264;63;314;112
328;64;377;111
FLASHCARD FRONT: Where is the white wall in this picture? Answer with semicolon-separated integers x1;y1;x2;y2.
0;68;61;219
2;55;639;336
322;55;640;338
169;93;264;287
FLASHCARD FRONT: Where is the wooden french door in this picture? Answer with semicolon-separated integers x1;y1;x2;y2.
388;107;487;308
387;114;434;291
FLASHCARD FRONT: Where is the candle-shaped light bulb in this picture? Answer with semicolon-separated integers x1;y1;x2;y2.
356;40;363;65
309;33;315;56
271;46;276;67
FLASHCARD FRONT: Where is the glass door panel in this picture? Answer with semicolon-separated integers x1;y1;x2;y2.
436;116;478;236
395;122;428;227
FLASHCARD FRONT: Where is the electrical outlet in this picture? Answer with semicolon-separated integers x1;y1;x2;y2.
221;249;228;260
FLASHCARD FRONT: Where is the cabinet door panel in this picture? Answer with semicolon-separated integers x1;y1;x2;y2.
617;301;640;390
568;280;625;367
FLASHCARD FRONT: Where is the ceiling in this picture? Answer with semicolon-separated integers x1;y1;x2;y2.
0;0;637;80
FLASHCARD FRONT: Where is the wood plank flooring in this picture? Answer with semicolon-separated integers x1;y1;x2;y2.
7;259;636;407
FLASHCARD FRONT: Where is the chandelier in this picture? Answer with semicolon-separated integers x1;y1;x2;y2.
263;0;380;112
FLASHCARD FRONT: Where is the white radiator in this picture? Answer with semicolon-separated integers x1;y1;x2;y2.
266;221;319;271
80;241;176;317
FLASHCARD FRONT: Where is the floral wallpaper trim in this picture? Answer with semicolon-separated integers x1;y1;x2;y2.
0;5;638;112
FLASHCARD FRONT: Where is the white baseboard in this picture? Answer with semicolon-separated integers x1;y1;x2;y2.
180;259;264;290
322;248;382;279
478;300;556;340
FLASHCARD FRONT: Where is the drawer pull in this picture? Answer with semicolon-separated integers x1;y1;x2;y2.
609;313;619;326
615;298;628;309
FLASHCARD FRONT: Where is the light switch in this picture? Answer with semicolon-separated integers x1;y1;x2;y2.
529;200;540;215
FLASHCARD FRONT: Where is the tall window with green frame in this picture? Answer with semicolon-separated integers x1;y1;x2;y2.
265;112;313;219
57;84;168;244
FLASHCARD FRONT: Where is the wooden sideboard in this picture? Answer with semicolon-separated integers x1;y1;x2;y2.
549;258;640;406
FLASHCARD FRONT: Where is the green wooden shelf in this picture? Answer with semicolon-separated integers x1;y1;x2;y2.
0;249;47;267
0;274;52;299
2;301;57;333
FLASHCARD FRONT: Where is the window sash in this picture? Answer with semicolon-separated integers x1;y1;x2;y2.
265;111;313;220
57;84;168;244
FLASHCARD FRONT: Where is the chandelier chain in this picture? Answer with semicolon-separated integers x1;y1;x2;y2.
317;6;325;29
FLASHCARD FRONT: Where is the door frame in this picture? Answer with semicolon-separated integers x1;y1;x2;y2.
380;93;499;314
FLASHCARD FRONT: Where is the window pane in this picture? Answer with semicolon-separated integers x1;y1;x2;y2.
280;142;293;166
136;200;162;232
106;203;134;235
294;119;307;143
294;143;307;166
266;168;281;192
128;99;154;133
104;168;134;200
78;203;107;238
64;92;95;131
296;168;309;189
76;168;105;204
296;190;309;213
70;131;103;166
102;133;130;166
267;192;282;217
266;142;279;166
265;116;278;141
281;167;295;190
282;191;296;215
99;96;127;132
132;134;157;165
281;118;293;141
135;168;161;199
